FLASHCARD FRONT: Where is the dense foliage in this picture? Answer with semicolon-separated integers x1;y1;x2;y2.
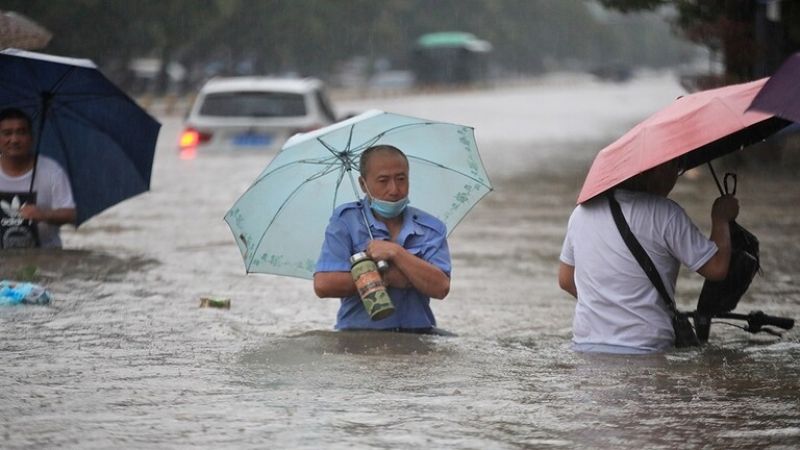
3;0;697;93
600;0;800;83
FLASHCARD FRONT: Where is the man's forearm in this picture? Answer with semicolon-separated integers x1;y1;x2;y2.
558;262;577;298
700;219;732;281
392;250;450;299
43;208;76;226
313;271;358;298
22;205;76;226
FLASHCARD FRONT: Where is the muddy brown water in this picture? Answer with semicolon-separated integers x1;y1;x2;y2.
2;73;799;449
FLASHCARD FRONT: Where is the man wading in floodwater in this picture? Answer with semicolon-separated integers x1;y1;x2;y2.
0;108;76;249
313;145;451;333
558;158;739;354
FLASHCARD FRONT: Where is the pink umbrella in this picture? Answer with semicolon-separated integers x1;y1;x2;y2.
577;78;790;204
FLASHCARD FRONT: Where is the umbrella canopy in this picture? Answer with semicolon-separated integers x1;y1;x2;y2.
748;52;800;123
225;109;493;279
0;48;161;225
577;78;790;203
0;11;51;50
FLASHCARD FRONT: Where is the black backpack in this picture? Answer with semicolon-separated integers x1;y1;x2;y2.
696;172;760;316
696;220;760;315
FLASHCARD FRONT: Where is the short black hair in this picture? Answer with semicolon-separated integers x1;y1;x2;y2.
359;145;408;177
0;108;32;131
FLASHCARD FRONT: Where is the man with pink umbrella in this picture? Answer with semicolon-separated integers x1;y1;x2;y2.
557;78;787;354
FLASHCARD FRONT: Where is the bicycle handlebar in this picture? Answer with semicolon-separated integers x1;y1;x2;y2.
685;310;794;342
711;311;795;332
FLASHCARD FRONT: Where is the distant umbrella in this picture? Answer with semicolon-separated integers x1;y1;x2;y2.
748;52;800;123
0;11;52;50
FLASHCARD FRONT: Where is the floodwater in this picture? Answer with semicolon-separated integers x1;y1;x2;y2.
2;72;799;449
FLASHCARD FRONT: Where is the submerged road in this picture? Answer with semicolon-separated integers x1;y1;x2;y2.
2;72;799;449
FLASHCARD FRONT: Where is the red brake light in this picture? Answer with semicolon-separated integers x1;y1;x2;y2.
179;128;212;149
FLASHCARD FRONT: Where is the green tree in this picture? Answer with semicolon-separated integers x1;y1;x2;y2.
5;0;698;94
600;0;800;83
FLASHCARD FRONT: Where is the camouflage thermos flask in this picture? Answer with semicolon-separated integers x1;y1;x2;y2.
350;252;395;320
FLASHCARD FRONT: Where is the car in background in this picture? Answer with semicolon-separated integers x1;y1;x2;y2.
179;77;337;155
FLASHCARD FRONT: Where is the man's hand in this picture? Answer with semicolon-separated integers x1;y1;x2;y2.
366;239;402;262
699;194;739;281
366;239;449;299
19;204;46;221
711;194;739;222
19;204;76;225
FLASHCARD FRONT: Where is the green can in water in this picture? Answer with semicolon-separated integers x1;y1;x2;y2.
199;297;231;309
350;252;395;320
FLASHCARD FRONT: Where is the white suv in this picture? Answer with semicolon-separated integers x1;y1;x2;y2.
179;77;337;154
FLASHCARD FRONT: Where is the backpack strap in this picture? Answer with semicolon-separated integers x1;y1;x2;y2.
606;191;680;317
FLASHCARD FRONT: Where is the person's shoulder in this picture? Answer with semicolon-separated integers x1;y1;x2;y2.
621;190;687;223
331;200;364;218
37;155;66;173
643;193;684;214
408;206;446;233
619;189;680;208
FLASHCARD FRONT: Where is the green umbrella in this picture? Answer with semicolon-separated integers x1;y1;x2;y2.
224;109;492;279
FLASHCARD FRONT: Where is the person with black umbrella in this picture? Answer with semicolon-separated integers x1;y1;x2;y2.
0;107;75;248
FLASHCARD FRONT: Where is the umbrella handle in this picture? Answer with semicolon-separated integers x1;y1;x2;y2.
723;173;737;195
707;162;738;196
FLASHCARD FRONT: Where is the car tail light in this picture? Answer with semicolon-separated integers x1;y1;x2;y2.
179;128;212;149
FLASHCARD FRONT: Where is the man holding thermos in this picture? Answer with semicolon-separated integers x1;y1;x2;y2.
314;145;451;333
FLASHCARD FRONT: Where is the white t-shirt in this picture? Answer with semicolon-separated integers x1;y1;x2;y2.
560;190;717;352
0;156;75;248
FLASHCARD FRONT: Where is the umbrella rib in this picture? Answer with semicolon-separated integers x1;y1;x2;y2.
406;154;492;189
331;165;346;211
247;165;340;269
317;136;343;157
47;101;156;182
317;122;437;161
48;66;77;93
345;121;355;153
347;122;443;158
48;112;79;216
242;156;339;192
43;92;131;105
317;130;360;172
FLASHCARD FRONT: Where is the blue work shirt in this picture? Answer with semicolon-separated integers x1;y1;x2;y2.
315;199;451;330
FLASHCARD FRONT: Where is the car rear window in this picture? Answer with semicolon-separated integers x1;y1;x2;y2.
198;91;307;117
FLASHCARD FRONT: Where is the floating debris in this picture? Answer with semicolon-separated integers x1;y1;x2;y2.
199;297;231;309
